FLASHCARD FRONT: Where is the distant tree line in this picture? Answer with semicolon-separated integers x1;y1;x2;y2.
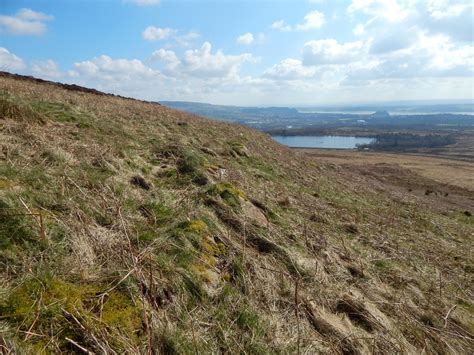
357;133;456;151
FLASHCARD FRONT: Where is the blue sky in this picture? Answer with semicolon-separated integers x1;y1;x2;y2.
1;0;473;105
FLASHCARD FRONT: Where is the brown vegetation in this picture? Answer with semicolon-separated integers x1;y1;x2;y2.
0;73;473;353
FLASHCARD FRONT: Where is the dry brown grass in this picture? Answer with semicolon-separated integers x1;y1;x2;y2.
1;73;473;354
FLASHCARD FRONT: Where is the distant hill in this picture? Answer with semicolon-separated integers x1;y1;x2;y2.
162;100;474;131
1;72;473;353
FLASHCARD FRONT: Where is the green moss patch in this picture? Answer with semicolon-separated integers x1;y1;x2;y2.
207;182;245;208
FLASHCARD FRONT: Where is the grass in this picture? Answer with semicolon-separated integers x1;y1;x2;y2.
0;72;473;354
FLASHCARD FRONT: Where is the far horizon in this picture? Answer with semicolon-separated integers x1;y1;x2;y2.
1;0;473;106
161;98;474;109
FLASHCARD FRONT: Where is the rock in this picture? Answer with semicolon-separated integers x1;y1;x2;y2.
241;199;267;227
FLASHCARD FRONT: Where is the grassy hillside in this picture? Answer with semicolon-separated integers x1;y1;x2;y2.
0;72;473;354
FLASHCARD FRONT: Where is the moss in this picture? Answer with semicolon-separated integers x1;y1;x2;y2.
187;219;208;235
1;277;98;329
101;291;143;337
207;182;245;208
1;276;143;351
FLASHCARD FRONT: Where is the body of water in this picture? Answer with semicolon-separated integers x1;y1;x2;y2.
272;135;375;149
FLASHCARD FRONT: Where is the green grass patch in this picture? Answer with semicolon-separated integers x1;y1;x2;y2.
207;182;245;208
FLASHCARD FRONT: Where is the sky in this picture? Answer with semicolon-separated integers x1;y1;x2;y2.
0;0;473;106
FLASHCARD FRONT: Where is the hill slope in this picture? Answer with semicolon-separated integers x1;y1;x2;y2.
0;73;473;354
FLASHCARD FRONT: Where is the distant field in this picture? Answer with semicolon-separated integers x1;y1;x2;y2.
300;149;474;208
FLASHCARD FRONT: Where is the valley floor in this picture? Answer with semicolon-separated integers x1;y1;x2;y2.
301;149;474;209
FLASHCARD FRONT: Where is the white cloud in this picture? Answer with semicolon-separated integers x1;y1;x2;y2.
296;10;326;30
124;0;160;5
425;2;473;42
31;59;62;79
0;47;26;71
62;41;258;103
0;8;54;36
178;42;255;78
303;39;366;65
353;23;366;36
16;8;54;21
271;10;326;32
142;26;199;47
237;32;254;45
271;20;292;32
175;31;200;47
344;31;474;84
348;0;411;23
263;58;320;80
69;55;158;82
142;26;176;41
151;49;178;63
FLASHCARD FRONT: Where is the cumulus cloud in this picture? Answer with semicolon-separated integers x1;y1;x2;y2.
151;49;178;63
303;39;366;65
296;10;326;30
425;1;473;42
178;42;255;78
271;20;292;32
263;58;320;80
236;32;254;45
57;41;260;103
69;55;158;82
271;10;325;31
348;0;412;23
142;26;176;41
345;0;474;82
31;59;62;79
349;0;473;43
0;8;54;35
142;26;199;47
0;47;26;71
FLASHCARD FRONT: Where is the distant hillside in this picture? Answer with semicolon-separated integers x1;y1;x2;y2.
1;72;473;353
162;100;474;131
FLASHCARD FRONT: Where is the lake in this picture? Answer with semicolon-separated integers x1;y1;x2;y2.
272;135;375;149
